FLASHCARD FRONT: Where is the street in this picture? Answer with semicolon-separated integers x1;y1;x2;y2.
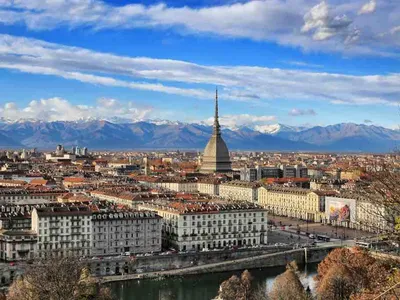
269;216;374;240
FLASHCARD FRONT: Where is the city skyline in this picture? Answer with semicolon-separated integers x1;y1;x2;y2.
1;0;400;130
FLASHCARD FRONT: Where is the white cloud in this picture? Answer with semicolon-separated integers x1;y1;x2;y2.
301;1;353;41
284;61;323;68
289;108;317;116
0;34;400;107
0;97;153;122
358;0;376;15
0;0;399;55
201;114;277;130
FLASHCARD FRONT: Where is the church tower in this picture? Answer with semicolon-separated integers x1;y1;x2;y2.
200;89;232;173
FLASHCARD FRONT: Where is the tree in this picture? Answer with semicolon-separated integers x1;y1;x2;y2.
316;247;392;300
358;162;400;238
317;265;356;300
269;262;308;300
217;270;268;300
7;257;113;300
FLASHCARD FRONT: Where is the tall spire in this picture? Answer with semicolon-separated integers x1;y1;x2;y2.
213;87;220;135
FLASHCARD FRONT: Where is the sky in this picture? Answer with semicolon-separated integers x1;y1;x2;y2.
0;0;399;131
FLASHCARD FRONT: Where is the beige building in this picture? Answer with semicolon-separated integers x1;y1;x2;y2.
219;181;260;202
325;195;393;233
197;180;219;196
155;180;198;193
92;210;162;256
258;185;324;222
139;200;267;251
0;180;26;187
356;200;392;232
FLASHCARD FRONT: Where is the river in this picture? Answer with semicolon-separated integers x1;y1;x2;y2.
109;263;318;300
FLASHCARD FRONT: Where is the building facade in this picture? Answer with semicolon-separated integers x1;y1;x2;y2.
219;181;260;202
92;210;161;256
138;200;268;251
258;185;324;222
31;206;93;258
0;230;37;261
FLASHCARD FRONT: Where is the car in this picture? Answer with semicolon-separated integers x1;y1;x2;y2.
124;252;131;256
144;253;152;256
308;234;316;239
136;254;144;257
201;248;210;252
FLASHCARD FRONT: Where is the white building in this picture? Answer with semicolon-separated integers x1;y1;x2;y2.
138;200;268;251
31;206;92;258
45;153;76;162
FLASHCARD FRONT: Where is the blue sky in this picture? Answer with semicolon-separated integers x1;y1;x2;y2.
0;0;399;131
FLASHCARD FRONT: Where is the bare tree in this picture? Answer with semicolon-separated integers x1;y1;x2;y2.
358;161;400;239
7;256;113;300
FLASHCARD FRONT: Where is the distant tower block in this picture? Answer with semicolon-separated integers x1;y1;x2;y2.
144;157;149;176
200;88;232;173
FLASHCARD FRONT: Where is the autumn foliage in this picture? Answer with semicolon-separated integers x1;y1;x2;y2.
218;270;268;300
316;247;398;300
269;261;309;300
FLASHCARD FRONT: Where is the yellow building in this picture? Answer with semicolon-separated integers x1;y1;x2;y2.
258;185;325;222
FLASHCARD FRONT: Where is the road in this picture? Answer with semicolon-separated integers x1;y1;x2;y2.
269;216;374;240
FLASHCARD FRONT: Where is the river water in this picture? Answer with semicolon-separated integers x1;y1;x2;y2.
109;263;318;300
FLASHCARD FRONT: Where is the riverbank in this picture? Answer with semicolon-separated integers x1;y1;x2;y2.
101;245;337;283
108;263;319;300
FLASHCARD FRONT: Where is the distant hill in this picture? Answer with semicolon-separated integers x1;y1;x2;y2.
0;120;398;152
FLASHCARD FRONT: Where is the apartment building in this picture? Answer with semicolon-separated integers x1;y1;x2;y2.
31;206;92;258
0;189;65;205
197;178;220;196
258;185;324;222
0;230;37;261
155;179;198;193
0;180;27;187
92;210;161;256
219;181;260;202
138;200;268;251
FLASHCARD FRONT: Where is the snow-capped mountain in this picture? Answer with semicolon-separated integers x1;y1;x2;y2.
0;120;398;152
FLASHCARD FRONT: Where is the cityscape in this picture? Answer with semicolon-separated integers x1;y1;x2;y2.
1;0;400;299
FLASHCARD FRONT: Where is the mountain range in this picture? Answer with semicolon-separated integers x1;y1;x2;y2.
0;120;398;152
